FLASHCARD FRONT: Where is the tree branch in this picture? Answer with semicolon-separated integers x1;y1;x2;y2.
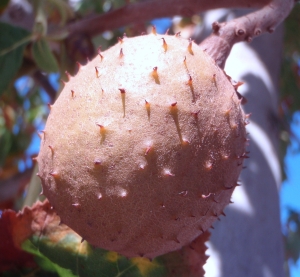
32;70;56;103
199;0;295;68
64;0;271;38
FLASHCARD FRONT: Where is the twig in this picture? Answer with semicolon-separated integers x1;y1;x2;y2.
32;70;56;103
199;0;295;68
63;0;271;38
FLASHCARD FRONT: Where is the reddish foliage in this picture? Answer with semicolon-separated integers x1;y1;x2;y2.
0;209;37;272
161;231;210;277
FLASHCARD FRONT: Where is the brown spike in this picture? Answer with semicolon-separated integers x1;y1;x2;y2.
163;169;175;176
71;90;75;98
119;88;126;117
61;80;66;87
221;211;226;217
36;172;42;179
49;170;59;178
98;47;103;61
240;153;250;159
225;107;232;116
48;145;54;153
170;101;177;107
212;73;217;84
96;124;106;138
191;110;200;118
118;37;123;44
119;48;124;58
175;31;181;37
151;67;160;84
173;237;180;244
65;71;71;81
224;184;234;190
201;193;213;199
205;161;213;170
222;154;229;160
94;156;102;165
37;131;43;139
182;138;190;145
187;74;193;86
178;190;188;197
213;196;219;203
145;146;152;156
161;38;168;52
76;62;81;70
152;25;157;35
233;81;244;90
95;67;100;78
81;238;85;243
188;39;194;55
47;103;53;110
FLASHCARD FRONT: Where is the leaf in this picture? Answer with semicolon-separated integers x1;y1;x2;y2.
0;210;37;273
47;0;75;26
23;240;77;277
0;22;31;95
0;129;12;167
32;38;59;73
32;0;48;36
6;200;208;276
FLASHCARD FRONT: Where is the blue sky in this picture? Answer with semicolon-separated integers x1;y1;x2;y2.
281;111;300;276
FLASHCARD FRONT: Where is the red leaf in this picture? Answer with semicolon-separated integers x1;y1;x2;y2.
0;209;36;272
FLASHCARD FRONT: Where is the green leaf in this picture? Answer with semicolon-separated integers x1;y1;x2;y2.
32;38;59;73
48;0;75;26
22;240;77;277
0;22;31;95
32;0;48;36
0;129;12;166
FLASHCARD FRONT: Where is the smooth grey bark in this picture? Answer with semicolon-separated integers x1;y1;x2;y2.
195;9;285;277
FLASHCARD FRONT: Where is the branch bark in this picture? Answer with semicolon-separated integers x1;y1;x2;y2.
199;0;295;68
64;0;271;38
32;70;56;103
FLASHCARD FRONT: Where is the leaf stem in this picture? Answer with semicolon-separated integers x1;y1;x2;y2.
0;34;33;57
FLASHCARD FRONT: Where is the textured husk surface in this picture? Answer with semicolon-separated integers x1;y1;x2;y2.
37;34;246;258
